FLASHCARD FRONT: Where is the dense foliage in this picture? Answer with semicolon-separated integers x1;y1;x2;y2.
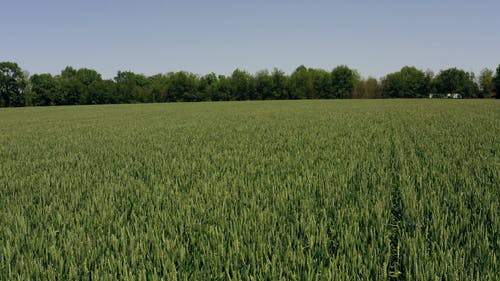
0;100;498;280
432;68;479;98
1;62;498;107
494;65;500;99
0;62;28;107
380;66;431;98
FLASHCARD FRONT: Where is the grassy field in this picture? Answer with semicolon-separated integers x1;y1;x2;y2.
0;100;498;280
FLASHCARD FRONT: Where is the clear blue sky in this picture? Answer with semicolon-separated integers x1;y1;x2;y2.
2;0;499;79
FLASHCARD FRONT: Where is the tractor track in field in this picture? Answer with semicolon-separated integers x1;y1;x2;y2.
388;126;405;281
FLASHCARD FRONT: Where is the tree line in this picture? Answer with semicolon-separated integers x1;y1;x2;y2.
1;62;499;107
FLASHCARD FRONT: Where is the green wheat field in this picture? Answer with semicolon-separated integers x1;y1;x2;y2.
0;100;498;280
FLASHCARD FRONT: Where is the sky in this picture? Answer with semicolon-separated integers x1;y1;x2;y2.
2;0;499;79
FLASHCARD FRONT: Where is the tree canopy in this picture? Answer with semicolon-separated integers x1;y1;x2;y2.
381;66;431;98
0;62;28;107
432;68;479;98
331;65;359;99
30;73;60;106
0;61;495;107
494;65;500;99
479;68;495;98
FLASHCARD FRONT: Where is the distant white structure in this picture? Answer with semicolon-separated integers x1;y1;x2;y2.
429;93;463;99
447;93;462;99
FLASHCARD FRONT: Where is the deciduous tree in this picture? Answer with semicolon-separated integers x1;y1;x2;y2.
433;68;479;98
30;73;60;106
114;71;148;103
478;68;494;98
381;66;430;98
270;68;288;100
165;71;199;102
0;62;28;107
493;65;500;99
229;69;254;101
288;65;313;99
353;77;381;98
331;65;359;98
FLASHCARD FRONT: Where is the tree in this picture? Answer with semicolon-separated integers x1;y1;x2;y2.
148;74;169;102
331;65;359;98
30;73;60;106
114;71;149;103
5;62;499;105
57;67;103;105
215;75;233;101
198;73;219;101
76;68;103;104
493;65;500;99
254;70;272;100
270;68;288;100
59;67;81;105
433;68;479;98
353;77;381;98
310;68;332;99
478;68;494;98
288;65;313;99
88;79;116;104
0;62;28;107
229;69;254;100
165;71;199;102
381;66;430;98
